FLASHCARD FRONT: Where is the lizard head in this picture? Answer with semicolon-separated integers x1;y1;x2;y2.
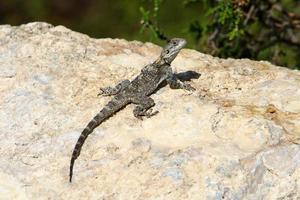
160;38;186;64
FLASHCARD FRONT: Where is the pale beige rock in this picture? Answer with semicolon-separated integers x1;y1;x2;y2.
0;22;300;199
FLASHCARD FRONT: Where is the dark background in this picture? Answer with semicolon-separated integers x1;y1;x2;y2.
0;0;200;41
0;0;299;68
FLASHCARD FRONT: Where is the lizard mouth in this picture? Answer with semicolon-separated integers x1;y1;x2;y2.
179;39;187;48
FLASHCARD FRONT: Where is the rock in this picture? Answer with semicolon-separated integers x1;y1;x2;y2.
0;22;300;199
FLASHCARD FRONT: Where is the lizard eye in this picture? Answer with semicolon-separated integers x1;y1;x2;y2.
172;41;177;45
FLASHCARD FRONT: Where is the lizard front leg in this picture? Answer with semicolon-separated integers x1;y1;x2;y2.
98;79;130;96
166;69;195;91
131;96;158;119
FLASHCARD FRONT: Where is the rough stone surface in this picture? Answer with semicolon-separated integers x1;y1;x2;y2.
0;22;300;200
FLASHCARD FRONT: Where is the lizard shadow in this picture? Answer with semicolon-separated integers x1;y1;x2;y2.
175;70;201;82
153;70;201;93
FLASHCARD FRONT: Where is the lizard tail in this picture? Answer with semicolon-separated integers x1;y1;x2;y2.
69;97;128;182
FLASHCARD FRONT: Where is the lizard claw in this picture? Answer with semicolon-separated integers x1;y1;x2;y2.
98;88;112;96
146;109;159;118
142;108;159;118
183;83;196;91
134;108;159;120
97;89;104;96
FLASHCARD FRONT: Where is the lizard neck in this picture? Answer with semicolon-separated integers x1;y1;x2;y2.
154;57;170;67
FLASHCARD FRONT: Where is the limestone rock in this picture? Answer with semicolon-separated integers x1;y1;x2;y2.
0;22;300;199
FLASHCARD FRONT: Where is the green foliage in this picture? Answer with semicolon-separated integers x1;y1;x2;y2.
188;21;202;41
139;0;168;41
139;0;300;69
209;1;244;40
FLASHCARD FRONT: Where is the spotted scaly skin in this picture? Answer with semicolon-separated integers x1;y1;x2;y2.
69;38;195;182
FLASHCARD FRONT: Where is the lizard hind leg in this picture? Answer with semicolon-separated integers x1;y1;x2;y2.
131;96;159;119
98;79;130;96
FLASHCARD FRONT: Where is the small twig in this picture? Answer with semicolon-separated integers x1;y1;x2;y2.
243;5;255;26
141;19;169;41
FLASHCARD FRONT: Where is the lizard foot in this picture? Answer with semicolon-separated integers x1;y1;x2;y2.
97;87;117;96
145;109;159;118
134;108;159;120
183;83;196;92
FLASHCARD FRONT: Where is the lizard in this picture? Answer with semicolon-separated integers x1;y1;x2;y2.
69;38;195;182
